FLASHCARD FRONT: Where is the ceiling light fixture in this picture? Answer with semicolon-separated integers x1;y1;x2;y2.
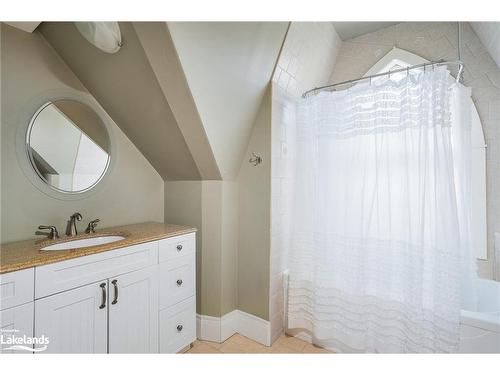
74;22;122;54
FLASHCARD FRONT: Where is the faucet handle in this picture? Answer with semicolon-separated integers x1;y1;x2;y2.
85;219;100;234
71;212;83;221
37;225;59;240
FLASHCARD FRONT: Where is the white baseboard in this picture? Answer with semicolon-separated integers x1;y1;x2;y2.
220;309;239;342
196;314;221;343
197;309;271;346
237;310;271;346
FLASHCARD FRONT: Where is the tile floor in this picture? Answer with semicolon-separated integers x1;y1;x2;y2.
184;333;331;354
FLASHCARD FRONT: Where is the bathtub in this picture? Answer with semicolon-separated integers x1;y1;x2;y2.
460;278;500;353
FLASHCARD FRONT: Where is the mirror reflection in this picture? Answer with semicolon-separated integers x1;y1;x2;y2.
27;100;110;193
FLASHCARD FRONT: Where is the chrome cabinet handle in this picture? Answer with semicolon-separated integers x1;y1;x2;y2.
99;283;106;309
177;324;183;332
176;279;183;286
176;244;183;251
111;279;118;305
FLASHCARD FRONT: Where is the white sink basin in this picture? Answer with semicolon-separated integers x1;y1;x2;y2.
41;235;125;251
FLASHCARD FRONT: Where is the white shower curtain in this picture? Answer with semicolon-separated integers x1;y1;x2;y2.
287;67;474;353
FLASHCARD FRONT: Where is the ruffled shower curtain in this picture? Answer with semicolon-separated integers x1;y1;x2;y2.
287;67;475;353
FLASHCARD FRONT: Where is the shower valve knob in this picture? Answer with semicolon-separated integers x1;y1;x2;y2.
176;279;183;286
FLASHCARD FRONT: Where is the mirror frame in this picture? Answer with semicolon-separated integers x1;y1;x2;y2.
16;89;115;201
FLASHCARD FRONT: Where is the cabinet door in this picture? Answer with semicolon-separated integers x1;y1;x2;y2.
35;282;107;353
108;266;158;353
0;302;34;354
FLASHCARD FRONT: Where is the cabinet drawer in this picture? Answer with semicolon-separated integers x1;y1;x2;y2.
159;296;196;353
0;302;34;353
159;254;195;309
158;233;195;263
0;268;34;310
35;241;158;299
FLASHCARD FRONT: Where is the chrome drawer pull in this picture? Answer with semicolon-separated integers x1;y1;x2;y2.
177;324;183;332
99;283;106;309
176;279;183;286
176;244;183;251
111;279;118;305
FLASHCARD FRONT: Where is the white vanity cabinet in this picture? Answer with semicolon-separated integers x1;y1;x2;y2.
35;266;158;354
1;231;196;354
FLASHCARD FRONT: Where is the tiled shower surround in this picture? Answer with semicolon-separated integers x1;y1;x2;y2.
269;21;500;344
270;22;341;343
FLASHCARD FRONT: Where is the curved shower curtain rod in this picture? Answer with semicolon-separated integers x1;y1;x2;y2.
302;59;465;98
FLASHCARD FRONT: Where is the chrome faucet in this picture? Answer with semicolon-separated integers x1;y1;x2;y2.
85;219;100;234
66;212;82;236
37;225;59;240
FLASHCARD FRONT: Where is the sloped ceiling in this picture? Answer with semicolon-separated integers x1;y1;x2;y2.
39;22;287;181
332;22;399;40
132;22;221;180
167;22;288;179
470;22;500;68
39;22;217;180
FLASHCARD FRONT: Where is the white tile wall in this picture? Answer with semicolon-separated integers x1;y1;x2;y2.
329;22;500;280
269;22;341;343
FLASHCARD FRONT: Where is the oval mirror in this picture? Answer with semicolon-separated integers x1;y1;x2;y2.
26;100;111;194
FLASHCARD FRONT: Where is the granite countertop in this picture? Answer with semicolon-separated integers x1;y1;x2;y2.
0;222;197;274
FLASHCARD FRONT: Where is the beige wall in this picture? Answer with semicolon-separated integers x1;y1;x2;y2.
164;181;203;310
220;181;238;315
237;86;272;320
1;24;164;244
164;180;238;317
330;22;500;279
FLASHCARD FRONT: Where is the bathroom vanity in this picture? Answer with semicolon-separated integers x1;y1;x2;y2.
0;222;196;354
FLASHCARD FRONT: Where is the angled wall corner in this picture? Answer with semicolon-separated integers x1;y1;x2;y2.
133;22;221;180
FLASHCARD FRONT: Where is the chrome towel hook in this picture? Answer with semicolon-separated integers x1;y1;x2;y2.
249;152;262;166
